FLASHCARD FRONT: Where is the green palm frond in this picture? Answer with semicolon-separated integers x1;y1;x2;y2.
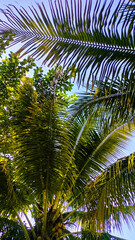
0;156;35;215
12;79;76;196
75;124;133;189
85;153;135;231
70;111;135;176
0;0;134;85
70;76;135;124
0;157;20;213
63;101;135;199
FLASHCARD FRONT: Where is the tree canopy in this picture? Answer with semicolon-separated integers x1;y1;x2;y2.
0;51;135;240
0;0;135;239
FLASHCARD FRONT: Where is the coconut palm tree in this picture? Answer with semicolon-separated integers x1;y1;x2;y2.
0;0;134;87
0;1;135;238
0;57;135;239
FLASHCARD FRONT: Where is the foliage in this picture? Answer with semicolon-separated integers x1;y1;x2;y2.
33;65;77;105
0;218;24;240
0;52;35;102
0;0;135;239
0;30;14;57
0;53;135;240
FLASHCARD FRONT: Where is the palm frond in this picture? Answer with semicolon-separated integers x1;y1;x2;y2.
0;0;134;85
121;0;135;25
62;100;135;200
0;156;35;215
70;76;135;125
12;79;76;196
85;153;135;232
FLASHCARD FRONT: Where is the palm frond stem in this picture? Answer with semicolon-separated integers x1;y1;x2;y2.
63;203;82;222
22;210;36;239
62;193;82;212
13;208;30;240
71;91;131;120
42;190;48;239
52;192;82;224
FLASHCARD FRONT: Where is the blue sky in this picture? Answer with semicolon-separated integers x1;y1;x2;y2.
0;0;135;239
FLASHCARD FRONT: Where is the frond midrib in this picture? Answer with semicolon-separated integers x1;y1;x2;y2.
2;27;135;53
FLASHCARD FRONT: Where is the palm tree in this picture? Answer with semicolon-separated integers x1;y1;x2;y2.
0;0;134;87
0;0;135;239
0;57;135;239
